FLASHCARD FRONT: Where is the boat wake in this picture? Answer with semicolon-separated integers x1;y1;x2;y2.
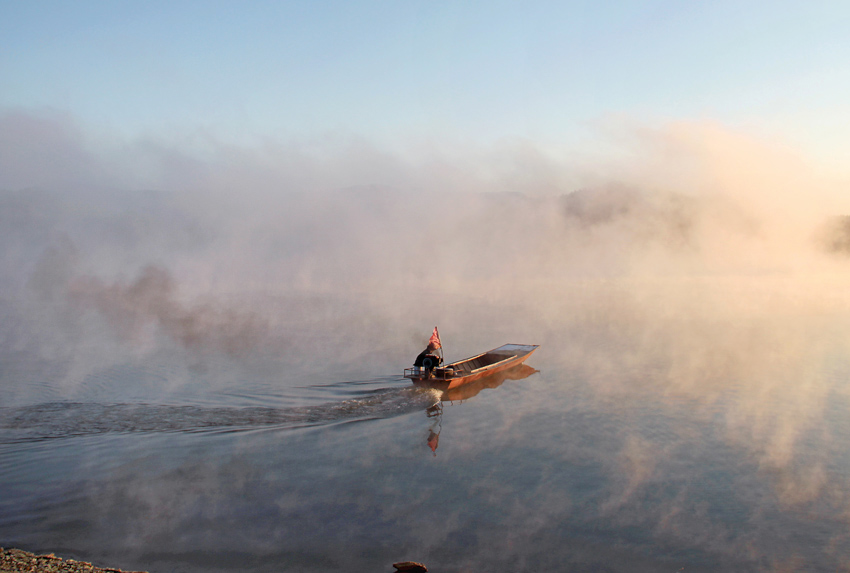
0;387;443;443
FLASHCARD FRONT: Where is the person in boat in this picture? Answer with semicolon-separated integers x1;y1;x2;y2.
413;342;442;373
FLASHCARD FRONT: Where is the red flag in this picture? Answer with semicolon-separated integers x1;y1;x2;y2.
429;327;441;349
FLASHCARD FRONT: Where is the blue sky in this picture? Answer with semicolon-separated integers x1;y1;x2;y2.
2;1;850;161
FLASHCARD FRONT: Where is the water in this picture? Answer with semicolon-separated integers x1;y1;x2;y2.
2;285;850;573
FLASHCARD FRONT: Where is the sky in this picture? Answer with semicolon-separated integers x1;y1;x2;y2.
3;0;850;166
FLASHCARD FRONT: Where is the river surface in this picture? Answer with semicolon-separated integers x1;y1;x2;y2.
2;279;850;573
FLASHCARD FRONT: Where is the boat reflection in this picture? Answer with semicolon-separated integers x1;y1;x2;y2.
420;363;538;455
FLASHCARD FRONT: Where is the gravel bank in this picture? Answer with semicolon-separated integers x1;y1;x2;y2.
0;548;147;573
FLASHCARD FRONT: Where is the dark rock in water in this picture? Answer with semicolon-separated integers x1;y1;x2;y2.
393;561;428;572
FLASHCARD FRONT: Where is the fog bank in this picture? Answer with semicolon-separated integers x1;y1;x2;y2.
2;108;850;408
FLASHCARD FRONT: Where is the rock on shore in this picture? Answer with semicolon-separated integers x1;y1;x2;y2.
0;548;147;573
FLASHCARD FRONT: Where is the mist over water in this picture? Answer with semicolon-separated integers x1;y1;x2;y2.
2;110;850;571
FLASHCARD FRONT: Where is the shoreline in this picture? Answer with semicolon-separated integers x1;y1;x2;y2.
0;548;147;573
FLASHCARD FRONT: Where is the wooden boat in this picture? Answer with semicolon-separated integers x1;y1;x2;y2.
404;343;539;391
